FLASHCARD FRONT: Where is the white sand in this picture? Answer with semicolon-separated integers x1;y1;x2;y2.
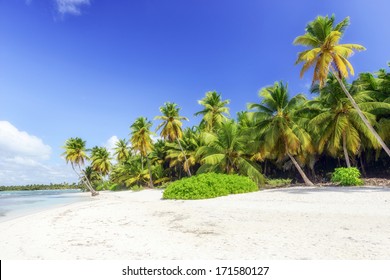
0;187;390;260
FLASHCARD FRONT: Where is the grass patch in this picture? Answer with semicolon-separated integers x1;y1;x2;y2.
163;173;259;200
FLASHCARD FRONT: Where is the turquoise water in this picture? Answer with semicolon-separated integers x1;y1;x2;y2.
0;189;91;222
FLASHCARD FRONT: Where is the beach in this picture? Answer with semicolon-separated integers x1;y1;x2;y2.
0;187;390;260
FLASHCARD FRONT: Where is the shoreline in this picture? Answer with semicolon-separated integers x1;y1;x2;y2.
0;190;92;223
1;187;390;260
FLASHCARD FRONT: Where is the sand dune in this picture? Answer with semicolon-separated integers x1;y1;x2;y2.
1;187;390;260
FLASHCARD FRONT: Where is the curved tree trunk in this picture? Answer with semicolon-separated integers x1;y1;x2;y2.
332;70;390;158
72;164;99;196
146;156;154;188
287;153;314;186
177;139;192;176
342;131;351;168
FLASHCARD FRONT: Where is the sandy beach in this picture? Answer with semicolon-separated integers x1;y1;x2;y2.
0;187;390;260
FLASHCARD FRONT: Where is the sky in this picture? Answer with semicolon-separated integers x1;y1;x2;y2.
0;0;389;185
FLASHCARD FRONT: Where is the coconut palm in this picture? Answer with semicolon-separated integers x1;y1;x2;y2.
306;76;384;167
248;82;314;185
90;146;112;177
155;102;191;176
195;91;230;132
150;139;168;166
294;15;390;158
353;71;390;103
196;121;264;186
81;166;101;187
165;127;201;178
352;68;390;149
110;156;150;188
114;138;131;163
62;137;99;196
130;117;154;187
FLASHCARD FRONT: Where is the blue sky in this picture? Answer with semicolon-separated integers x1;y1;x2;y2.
0;0;389;185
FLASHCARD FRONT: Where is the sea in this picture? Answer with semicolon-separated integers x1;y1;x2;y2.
0;189;92;222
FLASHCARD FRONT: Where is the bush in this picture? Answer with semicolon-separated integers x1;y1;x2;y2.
131;185;145;192
266;178;292;187
163;173;259;200
96;181;120;191
331;167;364;186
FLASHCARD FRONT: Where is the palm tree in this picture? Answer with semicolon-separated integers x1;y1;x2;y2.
114;138;131;163
195;91;230;132
81;166;101;187
150;139;168;166
155;102;192;176
196;121;264;186
90;146;112;177
62;137;99;196
165;127;201;178
294;15;390;158
110;156;150;188
130;117;154;188
248;82;314;186
306;76;383;167
353;71;390;103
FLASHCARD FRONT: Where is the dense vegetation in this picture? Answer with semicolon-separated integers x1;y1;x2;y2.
163;173;259;200
62;15;390;195
0;183;81;192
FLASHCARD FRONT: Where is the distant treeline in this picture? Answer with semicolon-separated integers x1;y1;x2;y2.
0;183;82;191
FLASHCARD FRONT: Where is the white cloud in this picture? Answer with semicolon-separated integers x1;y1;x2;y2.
0;121;77;186
104;135;119;160
55;0;91;16
0;121;51;160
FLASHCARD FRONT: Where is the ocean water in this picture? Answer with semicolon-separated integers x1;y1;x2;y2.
0;189;91;222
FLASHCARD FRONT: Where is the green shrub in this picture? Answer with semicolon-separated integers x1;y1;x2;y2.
96;181;120;191
163;173;259;200
266;178;292;187
331;167;364;186
131;185;145;192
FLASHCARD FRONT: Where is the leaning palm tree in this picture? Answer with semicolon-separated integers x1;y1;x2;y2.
114;138;131;163
196;121;265;186
81;166;101;187
155;102;192;176
90;146;112;177
294;15;390;158
195;91;230;132
62;137;99;196
248;82;314;186
306;76;383;167
130;117;154;188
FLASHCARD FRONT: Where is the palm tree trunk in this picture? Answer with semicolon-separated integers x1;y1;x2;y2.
176;139;192;176
332;70;390;158
287;153;314;186
359;155;367;178
146;156;154;188
342;131;351;168
72;164;98;196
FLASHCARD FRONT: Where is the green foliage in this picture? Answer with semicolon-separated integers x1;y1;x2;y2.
163;173;258;200
96;181;119;191
331;167;363;186
131;185;145;192
266;178;292;187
